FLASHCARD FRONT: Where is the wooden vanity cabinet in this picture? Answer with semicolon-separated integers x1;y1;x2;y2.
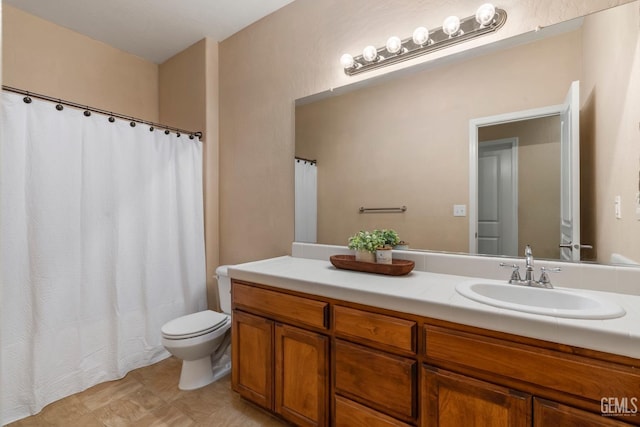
232;281;330;427
231;279;639;427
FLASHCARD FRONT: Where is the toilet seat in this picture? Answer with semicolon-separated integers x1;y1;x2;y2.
162;310;230;340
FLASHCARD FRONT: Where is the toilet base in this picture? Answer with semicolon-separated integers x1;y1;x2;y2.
177;352;232;391
178;357;215;391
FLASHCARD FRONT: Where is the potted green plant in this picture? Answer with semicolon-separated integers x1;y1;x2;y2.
375;229;399;264
378;229;400;248
348;229;402;263
348;230;384;263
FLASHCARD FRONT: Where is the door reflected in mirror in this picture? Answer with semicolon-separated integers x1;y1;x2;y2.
476;116;561;259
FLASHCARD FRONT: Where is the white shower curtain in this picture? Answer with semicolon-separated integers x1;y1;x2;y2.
294;159;317;243
0;92;207;424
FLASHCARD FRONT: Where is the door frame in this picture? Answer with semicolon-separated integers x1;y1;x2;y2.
469;105;563;254
477;137;519;256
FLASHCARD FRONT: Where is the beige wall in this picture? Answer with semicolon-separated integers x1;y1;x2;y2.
159;39;221;310
479;116;561;259
2;5;158;121
581;1;640;264
296;31;577;254
219;0;633;265
2;5;221;309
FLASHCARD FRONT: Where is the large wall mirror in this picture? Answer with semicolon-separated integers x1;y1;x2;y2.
295;1;640;266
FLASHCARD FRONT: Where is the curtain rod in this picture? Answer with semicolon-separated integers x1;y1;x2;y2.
295;156;317;165
2;85;203;139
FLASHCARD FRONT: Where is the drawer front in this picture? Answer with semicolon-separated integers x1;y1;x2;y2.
424;325;640;404
335;395;413;427
534;398;634;427
233;281;328;330
333;305;416;354
334;339;417;423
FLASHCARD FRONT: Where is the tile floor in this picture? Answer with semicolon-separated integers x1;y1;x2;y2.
8;357;289;427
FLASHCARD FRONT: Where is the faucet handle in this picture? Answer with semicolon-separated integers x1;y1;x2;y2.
538;266;561;288
500;263;522;284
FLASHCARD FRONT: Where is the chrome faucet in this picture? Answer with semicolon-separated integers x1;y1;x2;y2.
524;245;535;282
500;245;560;289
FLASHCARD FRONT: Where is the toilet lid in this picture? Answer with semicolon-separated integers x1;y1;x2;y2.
161;310;229;338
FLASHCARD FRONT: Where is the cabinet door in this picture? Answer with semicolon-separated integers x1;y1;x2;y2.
534;398;636;427
231;310;274;409
422;365;531;427
275;323;329;427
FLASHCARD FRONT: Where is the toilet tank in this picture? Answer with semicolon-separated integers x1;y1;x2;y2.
215;265;232;314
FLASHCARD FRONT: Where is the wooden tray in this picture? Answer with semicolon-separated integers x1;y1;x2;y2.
329;255;415;276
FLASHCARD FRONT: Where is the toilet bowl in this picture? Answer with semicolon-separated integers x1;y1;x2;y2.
161;265;233;390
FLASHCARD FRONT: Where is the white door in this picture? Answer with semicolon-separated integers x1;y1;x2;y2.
478;139;518;256
559;81;581;261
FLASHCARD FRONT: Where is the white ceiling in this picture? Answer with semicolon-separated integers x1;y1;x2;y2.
4;0;296;64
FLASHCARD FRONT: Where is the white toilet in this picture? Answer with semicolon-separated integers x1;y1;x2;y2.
161;265;233;390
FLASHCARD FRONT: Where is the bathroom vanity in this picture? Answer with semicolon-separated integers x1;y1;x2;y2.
229;256;640;427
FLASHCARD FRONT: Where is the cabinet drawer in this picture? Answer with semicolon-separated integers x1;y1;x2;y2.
233;281;328;330
424;325;640;405
534;398;634;427
335;339;417;423
335;395;412;427
333;305;416;354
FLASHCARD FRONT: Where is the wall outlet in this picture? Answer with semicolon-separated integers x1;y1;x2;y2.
453;204;467;217
615;196;622;219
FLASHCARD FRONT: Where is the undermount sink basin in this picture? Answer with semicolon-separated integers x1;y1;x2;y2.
456;282;625;319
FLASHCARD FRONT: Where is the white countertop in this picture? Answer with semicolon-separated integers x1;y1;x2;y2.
228;256;640;359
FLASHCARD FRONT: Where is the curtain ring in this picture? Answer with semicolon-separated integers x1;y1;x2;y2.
164;130;170;135
149;126;154;132
176;132;181;138
23;94;32;104
84;108;91;117
130;121;136;127
56;100;64;111
108;113;115;123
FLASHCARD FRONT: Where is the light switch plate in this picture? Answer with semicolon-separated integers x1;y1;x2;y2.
453;204;466;217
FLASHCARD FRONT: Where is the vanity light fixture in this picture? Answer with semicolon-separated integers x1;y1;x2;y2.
362;45;379;62
442;15;462;37
340;3;506;76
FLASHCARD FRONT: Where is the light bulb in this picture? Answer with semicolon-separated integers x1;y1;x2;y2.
475;3;496;26
340;53;355;69
362;45;378;62
412;26;429;45
386;36;402;54
442;15;461;37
